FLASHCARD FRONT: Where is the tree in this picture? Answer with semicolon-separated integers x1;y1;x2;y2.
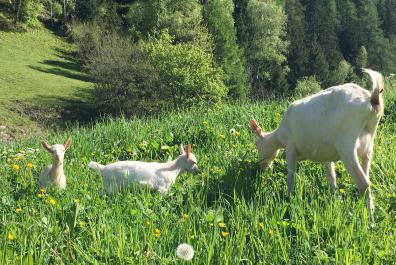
285;0;309;85
204;0;248;99
244;0;289;97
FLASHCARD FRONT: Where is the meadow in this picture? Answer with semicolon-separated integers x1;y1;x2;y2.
1;90;396;264
1;23;396;265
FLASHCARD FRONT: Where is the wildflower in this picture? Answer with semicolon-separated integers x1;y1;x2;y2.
269;229;274;236
37;193;43;198
181;213;189;220
230;128;240;137
258;222;264;230
26;162;33;168
12;164;20;171
275;112;281;118
176;243;194;261
219;134;225;140
220;231;229;238
15;207;22;213
48;198;57;206
74;198;80;204
339;188;345;194
7;232;14;241
218;222;226;228
145;221;151;226
79;221;86;227
154;228;161;238
40;188;46;193
202;120;209;126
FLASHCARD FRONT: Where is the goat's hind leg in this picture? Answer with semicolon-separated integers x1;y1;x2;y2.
339;144;374;222
286;146;298;193
324;162;337;190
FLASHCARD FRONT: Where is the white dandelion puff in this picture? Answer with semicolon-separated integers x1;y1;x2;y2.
176;243;194;261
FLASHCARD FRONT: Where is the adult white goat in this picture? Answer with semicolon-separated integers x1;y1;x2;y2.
88;144;199;194
39;138;72;190
250;69;384;222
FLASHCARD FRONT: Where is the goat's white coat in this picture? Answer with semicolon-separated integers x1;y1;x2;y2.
88;145;199;194
250;69;384;222
39;139;72;190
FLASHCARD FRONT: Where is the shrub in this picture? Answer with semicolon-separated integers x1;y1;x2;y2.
70;22;103;60
19;0;44;28
85;32;160;116
144;32;228;107
295;76;321;97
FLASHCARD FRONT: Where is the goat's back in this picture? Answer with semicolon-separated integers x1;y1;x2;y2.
277;84;377;161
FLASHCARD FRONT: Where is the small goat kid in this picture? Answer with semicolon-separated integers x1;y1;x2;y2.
88;144;199;194
250;69;384;222
39;138;72;190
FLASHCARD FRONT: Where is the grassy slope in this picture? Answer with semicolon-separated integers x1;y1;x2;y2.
0;26;91;138
0;91;395;263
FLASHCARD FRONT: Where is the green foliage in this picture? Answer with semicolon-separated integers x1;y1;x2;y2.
244;0;289;97
294;76;321;97
84;31;160;116
144;32;228;107
19;0;44;27
204;0;248;99
329;60;354;86
355;46;368;69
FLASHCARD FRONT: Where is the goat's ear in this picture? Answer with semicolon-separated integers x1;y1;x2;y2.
179;144;185;155
249;118;263;137
64;137;72;150
186;144;191;159
42;141;52;152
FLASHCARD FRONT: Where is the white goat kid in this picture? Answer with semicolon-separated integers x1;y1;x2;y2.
88;144;199;194
39;138;72;190
250;69;384;222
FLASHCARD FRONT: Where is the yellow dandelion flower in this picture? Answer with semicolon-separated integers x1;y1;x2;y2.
26;162;33;168
79;221;86;227
220;231;229;238
258;222;264;230
12;164;20;171
15;207;22;213
275;112;281;118
269;229;274;236
230;128;240;137
74;198;80;204
37;193;43;198
49;198;57;206
40;187;46;193
219;134;225;140
339;188;345;194
218;222;226;228
7;233;14;241
154;228;161;238
182;213;189;220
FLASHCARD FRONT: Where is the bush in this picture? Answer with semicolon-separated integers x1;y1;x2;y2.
295;76;321;97
20;0;44;28
70;22;103;60
143;32;228;106
84;32;160;116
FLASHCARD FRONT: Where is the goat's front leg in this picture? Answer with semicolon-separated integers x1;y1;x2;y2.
361;145;373;179
324;162;337;190
339;144;374;222
286;146;298;193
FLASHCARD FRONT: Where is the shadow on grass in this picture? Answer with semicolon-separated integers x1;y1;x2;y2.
29;65;93;83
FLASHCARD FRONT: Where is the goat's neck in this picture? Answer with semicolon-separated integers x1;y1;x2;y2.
265;129;282;150
161;158;184;181
49;158;64;181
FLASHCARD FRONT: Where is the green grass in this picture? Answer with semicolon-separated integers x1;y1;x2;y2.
1;89;395;264
0;26;91;138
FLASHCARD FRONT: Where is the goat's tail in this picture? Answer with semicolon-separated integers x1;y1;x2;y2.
362;68;384;108
88;161;105;173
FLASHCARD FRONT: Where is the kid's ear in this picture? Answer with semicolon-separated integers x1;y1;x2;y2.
64;137;72;150
249;118;263;137
42;141;52;152
186;144;191;159
179;144;185;155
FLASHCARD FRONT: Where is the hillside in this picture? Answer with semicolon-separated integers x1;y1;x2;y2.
0;96;395;263
0;26;92;141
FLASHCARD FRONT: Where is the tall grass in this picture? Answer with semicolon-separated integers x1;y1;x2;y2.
1;90;395;264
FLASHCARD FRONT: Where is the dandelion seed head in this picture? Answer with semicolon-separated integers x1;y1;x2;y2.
176;243;194;261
